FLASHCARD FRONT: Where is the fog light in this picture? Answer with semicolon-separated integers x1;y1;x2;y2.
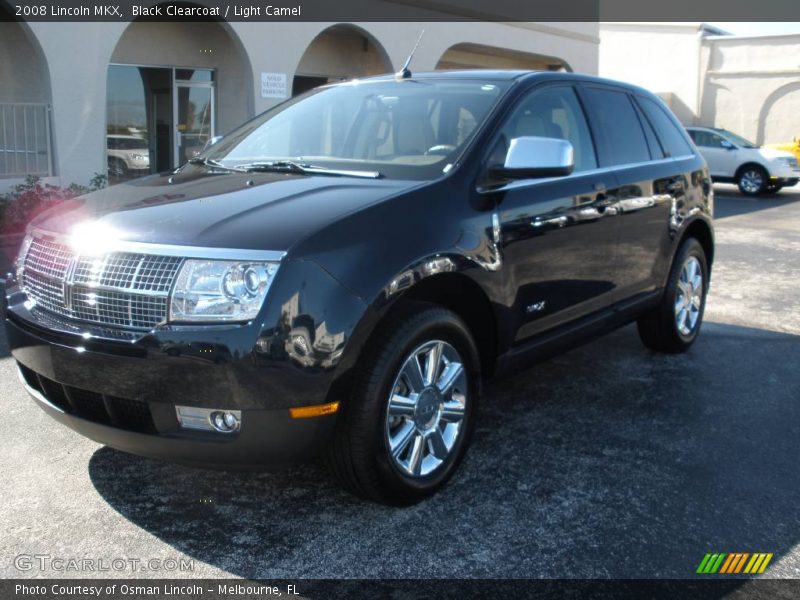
176;406;241;434
210;410;240;433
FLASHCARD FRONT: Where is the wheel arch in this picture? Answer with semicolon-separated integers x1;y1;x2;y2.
735;161;771;180
324;262;500;409
390;271;499;378
679;217;715;274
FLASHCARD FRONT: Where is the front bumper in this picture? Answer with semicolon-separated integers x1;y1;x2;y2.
771;165;800;180
4;257;367;467
7;315;336;467
17;362;334;468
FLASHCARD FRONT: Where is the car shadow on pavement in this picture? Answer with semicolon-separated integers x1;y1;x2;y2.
88;322;800;580
713;185;800;220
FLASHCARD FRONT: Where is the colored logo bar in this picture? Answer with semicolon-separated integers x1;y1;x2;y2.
696;553;773;574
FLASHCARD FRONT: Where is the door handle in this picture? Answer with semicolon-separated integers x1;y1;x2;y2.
618;197;655;212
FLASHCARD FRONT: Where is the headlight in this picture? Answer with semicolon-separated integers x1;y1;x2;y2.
15;233;33;280
776;157;797;167
169;260;279;322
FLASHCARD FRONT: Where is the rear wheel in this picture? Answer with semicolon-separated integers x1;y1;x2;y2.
737;165;767;195
327;304;479;505
637;238;708;353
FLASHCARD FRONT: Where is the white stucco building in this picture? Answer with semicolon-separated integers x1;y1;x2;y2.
600;22;800;145
0;5;599;192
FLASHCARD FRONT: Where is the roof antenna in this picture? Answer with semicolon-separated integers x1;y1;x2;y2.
396;29;425;80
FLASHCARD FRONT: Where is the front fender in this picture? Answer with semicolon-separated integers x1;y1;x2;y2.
258;258;368;373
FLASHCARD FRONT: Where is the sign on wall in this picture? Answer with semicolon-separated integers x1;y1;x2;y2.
261;73;288;98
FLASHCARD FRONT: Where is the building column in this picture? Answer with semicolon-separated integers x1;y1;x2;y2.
27;23;125;187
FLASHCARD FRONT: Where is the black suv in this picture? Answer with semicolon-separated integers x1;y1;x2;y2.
5;71;713;505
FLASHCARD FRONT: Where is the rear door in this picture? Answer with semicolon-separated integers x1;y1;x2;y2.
581;85;694;299
578;85;685;298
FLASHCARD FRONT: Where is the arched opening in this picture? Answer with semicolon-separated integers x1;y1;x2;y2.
435;42;570;72
0;2;54;178
292;24;392;96
759;82;800;145
106;8;253;183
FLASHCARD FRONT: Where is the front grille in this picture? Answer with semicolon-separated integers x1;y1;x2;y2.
69;387;111;424
21;234;183;330
19;363;155;433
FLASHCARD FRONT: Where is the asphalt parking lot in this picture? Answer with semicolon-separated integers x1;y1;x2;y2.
1;184;798;580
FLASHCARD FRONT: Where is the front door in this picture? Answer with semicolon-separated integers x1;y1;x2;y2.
174;82;214;167
484;84;622;343
689;129;737;178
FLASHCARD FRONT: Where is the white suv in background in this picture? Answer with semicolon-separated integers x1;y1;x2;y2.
106;134;150;179
687;127;800;195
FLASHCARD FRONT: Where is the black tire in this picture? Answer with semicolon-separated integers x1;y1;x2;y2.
326;303;480;505
107;157;127;179
637;238;708;353
736;165;768;196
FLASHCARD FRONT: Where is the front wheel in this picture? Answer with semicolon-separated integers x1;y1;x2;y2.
326;304;479;505
107;157;128;179
737;166;767;195
637;238;708;353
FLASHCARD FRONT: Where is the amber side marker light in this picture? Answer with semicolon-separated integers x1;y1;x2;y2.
289;401;340;419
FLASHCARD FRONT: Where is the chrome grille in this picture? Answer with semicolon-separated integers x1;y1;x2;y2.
21;235;183;330
26;237;72;279
20;270;66;315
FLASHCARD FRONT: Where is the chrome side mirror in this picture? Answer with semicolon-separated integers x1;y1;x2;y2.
203;135;223;151
491;136;574;180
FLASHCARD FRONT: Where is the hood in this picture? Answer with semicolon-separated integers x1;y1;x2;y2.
756;147;796;161
30;168;419;252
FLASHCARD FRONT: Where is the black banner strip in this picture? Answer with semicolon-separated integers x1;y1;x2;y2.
3;579;800;600
2;0;800;22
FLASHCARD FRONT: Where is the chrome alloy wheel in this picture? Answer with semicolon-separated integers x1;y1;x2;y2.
740;169;764;194
674;256;703;336
384;340;468;478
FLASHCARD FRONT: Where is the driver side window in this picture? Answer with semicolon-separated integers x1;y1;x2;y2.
491;86;597;172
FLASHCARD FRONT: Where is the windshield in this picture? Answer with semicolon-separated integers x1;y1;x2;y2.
203;79;511;180
717;129;758;149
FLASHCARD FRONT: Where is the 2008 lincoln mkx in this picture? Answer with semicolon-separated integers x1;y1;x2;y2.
4;70;714;505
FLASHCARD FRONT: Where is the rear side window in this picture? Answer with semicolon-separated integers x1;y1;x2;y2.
633;102;665;160
581;87;651;166
637;96;694;157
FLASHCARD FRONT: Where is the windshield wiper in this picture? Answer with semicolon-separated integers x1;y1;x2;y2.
236;160;382;179
187;157;246;172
